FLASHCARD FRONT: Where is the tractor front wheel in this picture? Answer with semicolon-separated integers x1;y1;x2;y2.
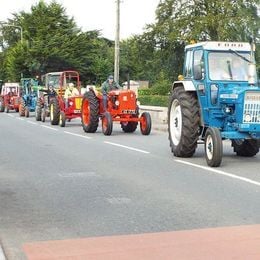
102;112;113;136
204;127;223;167
59;111;66;127
232;139;259;157
81;90;99;133
140;112;152;135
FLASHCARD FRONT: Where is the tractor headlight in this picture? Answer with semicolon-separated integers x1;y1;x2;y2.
115;100;120;106
244;114;251;122
224;106;234;114
69;101;73;106
137;101;140;106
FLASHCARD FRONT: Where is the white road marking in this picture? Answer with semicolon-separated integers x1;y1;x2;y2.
27;121;37;125
104;141;150;154
58;172;98;178
0;245;6;260
64;131;92;139
40;125;58;131
175;159;260;187
106;197;131;205
16;117;24;121
7;114;14;118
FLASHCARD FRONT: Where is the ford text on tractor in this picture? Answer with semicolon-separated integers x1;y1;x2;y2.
19;78;40;117
168;41;259;167
0;82;21;113
81;88;151;136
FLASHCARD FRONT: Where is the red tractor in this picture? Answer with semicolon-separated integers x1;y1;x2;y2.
35;71;82;126
81;88;152;135
0;83;21;113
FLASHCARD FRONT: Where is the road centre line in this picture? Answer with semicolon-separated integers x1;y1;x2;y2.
64;131;92;139
16;117;24;121
0;245;6;260
40;125;58;131
7;114;14;117
175;159;260;187
104;141;150;154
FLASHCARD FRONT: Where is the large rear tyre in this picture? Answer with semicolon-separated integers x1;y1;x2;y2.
35;100;42;121
50;98;60;125
204;127;223;167
25;107;29;117
41;108;46;122
59;111;66;127
121;117;138;133
232;139;259;157
168;86;200;157
102;112;113;136
0;97;4;112
19;98;25;116
81;90;99;133
140;112;152;135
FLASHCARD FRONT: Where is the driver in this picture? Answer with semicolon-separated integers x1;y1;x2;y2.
101;75;120;111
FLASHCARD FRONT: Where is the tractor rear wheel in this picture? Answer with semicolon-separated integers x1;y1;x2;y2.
204;127;223;167
50;98;60;125
0;97;4;112
102;112;113;136
232;139;259;157
81;90;99;133
25;107;29;117
140;112;152;135
121;117;138;133
19;98;25;116
35;100;42;121
41;108;46;122
59;111;66;127
168;86;200;157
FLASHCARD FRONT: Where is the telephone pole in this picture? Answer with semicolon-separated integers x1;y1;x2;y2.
114;0;120;83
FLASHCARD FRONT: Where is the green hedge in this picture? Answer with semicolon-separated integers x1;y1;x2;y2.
138;95;169;107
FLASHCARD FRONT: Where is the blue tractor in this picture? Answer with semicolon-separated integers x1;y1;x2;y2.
168;41;259;167
19;78;39;117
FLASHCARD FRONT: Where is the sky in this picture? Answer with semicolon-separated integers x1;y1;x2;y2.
0;0;160;40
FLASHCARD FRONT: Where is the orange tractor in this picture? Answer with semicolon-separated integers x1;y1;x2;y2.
81;88;152;135
35;71;82;126
0;83;21;113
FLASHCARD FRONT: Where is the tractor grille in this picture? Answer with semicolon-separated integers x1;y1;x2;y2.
243;92;260;124
75;97;82;110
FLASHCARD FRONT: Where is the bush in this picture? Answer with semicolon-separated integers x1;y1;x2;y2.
150;71;172;95
138;88;152;96
138;95;169;107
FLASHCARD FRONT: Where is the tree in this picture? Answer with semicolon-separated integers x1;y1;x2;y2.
0;0;115;84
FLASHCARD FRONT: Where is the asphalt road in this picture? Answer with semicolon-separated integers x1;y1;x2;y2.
0;111;260;259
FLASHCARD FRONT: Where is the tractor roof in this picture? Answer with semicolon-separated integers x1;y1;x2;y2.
185;41;251;52
3;82;20;87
